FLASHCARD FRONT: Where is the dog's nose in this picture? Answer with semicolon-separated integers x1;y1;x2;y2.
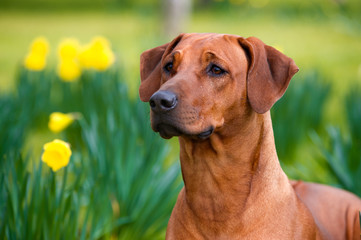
149;90;178;112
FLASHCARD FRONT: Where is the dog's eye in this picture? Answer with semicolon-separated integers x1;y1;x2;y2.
209;64;226;76
164;62;173;73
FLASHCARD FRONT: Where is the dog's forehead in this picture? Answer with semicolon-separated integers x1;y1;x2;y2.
173;33;244;61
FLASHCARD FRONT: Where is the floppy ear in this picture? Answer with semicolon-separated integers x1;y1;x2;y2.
239;37;299;114
139;34;185;102
139;42;169;102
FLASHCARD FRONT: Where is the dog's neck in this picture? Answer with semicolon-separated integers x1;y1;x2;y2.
178;111;291;226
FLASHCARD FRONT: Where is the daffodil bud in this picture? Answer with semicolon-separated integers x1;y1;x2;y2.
48;112;75;133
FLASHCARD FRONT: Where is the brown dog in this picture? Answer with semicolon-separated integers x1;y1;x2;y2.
139;33;361;239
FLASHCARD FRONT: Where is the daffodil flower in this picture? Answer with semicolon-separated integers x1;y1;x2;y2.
41;139;72;172
48;112;80;133
79;36;115;71
57;38;82;81
58;38;80;60
31;37;49;56
24;53;47;71
57;59;81;82
24;37;49;71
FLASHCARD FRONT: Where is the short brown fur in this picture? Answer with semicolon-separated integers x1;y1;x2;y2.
139;33;361;240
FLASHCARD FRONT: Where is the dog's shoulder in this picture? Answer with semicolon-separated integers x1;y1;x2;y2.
291;180;361;207
291;180;361;240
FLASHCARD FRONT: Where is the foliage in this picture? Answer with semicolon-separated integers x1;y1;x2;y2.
1;32;360;239
272;71;330;164
0;47;181;239
1;0;361;25
72;70;182;239
0;152;83;240
311;86;361;197
0;70;51;157
197;0;361;21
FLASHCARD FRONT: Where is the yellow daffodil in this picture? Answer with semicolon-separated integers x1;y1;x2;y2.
91;36;111;51
24;37;50;71
58;38;80;60
78;44;93;69
24;53;47;71
92;47;115;71
48;112;76;133
30;37;49;56
42;139;72;172
57;59;81;82
79;36;115;71
57;38;82;81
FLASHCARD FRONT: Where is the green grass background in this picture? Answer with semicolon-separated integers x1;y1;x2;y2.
1;8;360;124
1;5;361;168
1;2;361;238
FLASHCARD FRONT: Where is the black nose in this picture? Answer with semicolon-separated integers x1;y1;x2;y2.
149;90;178;113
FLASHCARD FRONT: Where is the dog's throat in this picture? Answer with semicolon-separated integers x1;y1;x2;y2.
178;115;278;222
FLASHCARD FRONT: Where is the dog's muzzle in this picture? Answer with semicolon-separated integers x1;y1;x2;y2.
149;90;181;139
149;90;214;140
149;90;178;113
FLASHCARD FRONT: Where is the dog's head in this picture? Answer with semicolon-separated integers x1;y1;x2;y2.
139;33;298;139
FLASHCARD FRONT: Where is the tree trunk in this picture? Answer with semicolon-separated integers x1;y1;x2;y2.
163;0;192;39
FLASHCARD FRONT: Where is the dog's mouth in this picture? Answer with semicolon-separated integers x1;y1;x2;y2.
151;105;214;140
197;126;214;140
155;123;214;140
157;124;181;139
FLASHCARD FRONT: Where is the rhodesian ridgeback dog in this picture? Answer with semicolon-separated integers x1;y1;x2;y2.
139;33;361;239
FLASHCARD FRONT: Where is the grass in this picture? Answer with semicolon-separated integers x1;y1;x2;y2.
1;9;361;122
0;10;360;87
0;10;162;96
0;67;182;239
1;7;361;238
1;7;360;169
189;10;361;120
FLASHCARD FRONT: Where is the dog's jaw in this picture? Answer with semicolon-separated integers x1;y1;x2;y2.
150;103;218;140
152;120;215;140
155;123;181;139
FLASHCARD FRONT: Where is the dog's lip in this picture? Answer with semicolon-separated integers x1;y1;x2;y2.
157;123;181;139
155;122;214;140
197;126;214;140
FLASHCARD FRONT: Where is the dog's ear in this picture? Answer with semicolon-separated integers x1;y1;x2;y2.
139;34;184;102
239;37;299;114
139;42;169;102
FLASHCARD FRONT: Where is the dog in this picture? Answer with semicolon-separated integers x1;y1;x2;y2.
139;33;361;239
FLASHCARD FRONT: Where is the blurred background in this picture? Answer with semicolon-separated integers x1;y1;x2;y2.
0;0;361;239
